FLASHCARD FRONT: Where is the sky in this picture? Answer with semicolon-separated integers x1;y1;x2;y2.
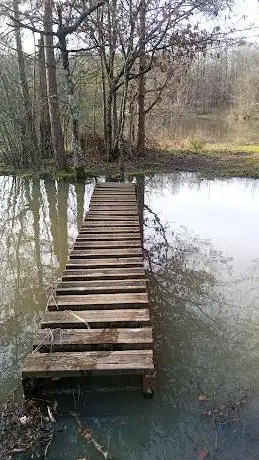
224;0;259;41
4;0;259;54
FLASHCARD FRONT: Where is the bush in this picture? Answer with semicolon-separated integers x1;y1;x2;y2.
188;137;206;152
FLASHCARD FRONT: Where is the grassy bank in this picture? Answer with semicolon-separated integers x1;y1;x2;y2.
0;142;259;180
164;142;259;178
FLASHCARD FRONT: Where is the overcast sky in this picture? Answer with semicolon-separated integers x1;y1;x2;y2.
18;0;259;53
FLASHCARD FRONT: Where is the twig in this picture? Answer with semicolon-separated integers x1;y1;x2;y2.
44;433;54;458
47;406;56;423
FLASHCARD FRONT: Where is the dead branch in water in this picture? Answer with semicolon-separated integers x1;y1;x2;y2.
71;412;113;459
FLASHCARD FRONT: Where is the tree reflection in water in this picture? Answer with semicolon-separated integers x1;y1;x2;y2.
0;177;88;400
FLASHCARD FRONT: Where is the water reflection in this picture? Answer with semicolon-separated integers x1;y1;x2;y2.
0;173;259;459
156;115;259;144
0;177;92;399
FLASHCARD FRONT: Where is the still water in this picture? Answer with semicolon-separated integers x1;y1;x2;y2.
156;115;259;144
1;173;259;459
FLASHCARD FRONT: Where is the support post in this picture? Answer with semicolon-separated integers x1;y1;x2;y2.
142;372;155;399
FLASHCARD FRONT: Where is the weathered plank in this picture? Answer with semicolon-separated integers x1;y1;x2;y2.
48;292;149;310
62;268;146;281
85;214;138;220
95;183;135;188
22;181;154;393
79;227;140;234
76;233;141;240
91;198;136;203
70;248;143;259
66;258;143;269
89;206;138;212
56;279;146;294
93;191;136;196
82;220;139;227
74;240;141;249
33;327;152;352
87;210;138;215
41;308;150;328
22;350;154;377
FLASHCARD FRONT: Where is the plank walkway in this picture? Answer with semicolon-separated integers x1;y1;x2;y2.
22;182;155;397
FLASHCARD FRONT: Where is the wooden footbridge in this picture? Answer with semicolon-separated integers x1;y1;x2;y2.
22;182;155;397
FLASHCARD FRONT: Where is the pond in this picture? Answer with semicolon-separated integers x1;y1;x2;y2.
0;173;259;459
154;115;259;144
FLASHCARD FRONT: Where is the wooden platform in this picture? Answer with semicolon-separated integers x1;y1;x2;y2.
22;182;155;397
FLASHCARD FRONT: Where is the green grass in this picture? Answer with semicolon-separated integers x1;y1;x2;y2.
165;141;259;178
0;141;259;181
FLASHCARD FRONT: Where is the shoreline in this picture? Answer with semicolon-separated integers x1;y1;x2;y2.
0;145;258;180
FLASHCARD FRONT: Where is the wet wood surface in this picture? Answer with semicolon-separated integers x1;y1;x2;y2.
22;183;154;386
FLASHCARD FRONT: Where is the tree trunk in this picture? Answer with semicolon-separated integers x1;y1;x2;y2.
106;90;114;160
43;0;66;169
38;34;53;158
13;0;38;165
136;0;146;157
57;5;81;167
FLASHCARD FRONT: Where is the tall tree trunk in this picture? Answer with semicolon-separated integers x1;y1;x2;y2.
57;5;81;167
13;0;38;166
43;0;66;169
136;0;146;157
106;90;114;160
38;35;52;158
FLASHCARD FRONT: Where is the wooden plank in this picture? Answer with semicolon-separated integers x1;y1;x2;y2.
82;221;139;227
76;233;141;240
62;268;146;281
92;197;137;202
95;183;135;188
56;279;146;294
41;308;150;328
89;206;138;212
91;197;136;201
48;292;149;310
22;350;154;377
22;182;154;389
74;240;141;249
93;194;136;200
93;190;135;194
66;258;143;269
85;213;138;219
79;227;140;234
87;210;138;215
33;327;152;352
95;183;136;191
70;248;143;259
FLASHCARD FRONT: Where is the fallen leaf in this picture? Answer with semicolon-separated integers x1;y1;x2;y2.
199;449;209;459
198;394;209;401
19;415;29;425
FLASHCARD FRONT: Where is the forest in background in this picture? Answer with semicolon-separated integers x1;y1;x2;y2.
0;0;256;171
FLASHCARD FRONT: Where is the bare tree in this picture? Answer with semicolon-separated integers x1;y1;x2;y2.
38;34;52;158
12;0;38;165
43;0;65;169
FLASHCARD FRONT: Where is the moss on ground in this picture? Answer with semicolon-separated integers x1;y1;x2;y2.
0;142;259;180
165;142;259;178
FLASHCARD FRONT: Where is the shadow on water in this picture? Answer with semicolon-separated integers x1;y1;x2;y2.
1;173;259;459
